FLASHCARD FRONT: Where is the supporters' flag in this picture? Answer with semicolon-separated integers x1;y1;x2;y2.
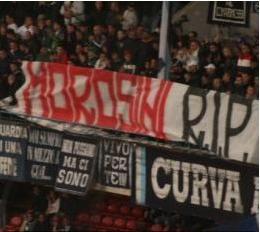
2;61;259;165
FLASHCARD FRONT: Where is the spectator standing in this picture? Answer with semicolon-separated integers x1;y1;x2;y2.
122;4;138;30
188;40;205;69
17;17;35;40
90;1;107;26
60;1;85;25
52;21;65;51
31;186;48;214
34;214;49;232
106;2;122;27
0;50;10;76
184;59;201;87
206;42;222;67
220;47;237;77
46;191;61;216
5;15;18;33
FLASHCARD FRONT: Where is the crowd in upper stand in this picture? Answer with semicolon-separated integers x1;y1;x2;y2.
0;1;258;102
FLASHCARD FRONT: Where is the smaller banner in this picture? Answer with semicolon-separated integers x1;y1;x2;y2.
97;138;134;194
133;146;259;221
0;120;28;181
26;126;63;185
208;2;250;27
55;133;98;195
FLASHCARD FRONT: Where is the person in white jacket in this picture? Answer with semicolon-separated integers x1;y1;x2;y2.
95;53;109;69
60;1;85;25
46;191;60;216
122;4;138;30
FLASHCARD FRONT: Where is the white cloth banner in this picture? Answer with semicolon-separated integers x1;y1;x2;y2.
2;61;258;164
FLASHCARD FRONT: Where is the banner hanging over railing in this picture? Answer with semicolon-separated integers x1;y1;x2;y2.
26;126;63;186
0;120;28;182
133;145;259;221
97;138;134;194
3;61;259;164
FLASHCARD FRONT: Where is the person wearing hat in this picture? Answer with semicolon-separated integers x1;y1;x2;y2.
184;58;201;88
204;63;220;80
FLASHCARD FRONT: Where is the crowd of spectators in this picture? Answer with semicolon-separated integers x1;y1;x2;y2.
17;186;78;231
0;1;258;102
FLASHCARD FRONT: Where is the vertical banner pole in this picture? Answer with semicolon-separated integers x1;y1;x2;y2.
158;1;170;80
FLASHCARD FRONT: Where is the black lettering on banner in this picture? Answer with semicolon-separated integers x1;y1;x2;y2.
132;145;258;221
224;95;252;160
0;120;28;181
98;138;133;190
211;92;220;154
182;87;207;147
55;133;98;195
26;126;63;185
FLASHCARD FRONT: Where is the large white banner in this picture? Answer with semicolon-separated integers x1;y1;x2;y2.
2;61;259;164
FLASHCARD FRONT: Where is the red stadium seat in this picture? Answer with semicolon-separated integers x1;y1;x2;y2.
107;203;118;213
90;214;102;224
10;216;22;227
120;205;131;215
126;220;137;230
95;202;106;211
150;224;164;232
114;218;126;229
131;207;144;218
101;216;114;227
76;213;89;224
4;225;17;232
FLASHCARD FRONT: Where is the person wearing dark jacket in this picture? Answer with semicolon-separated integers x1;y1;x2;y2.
233;75;245;96
0;50;10;76
184;59;201;88
31;186;48;214
34;214;49;232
